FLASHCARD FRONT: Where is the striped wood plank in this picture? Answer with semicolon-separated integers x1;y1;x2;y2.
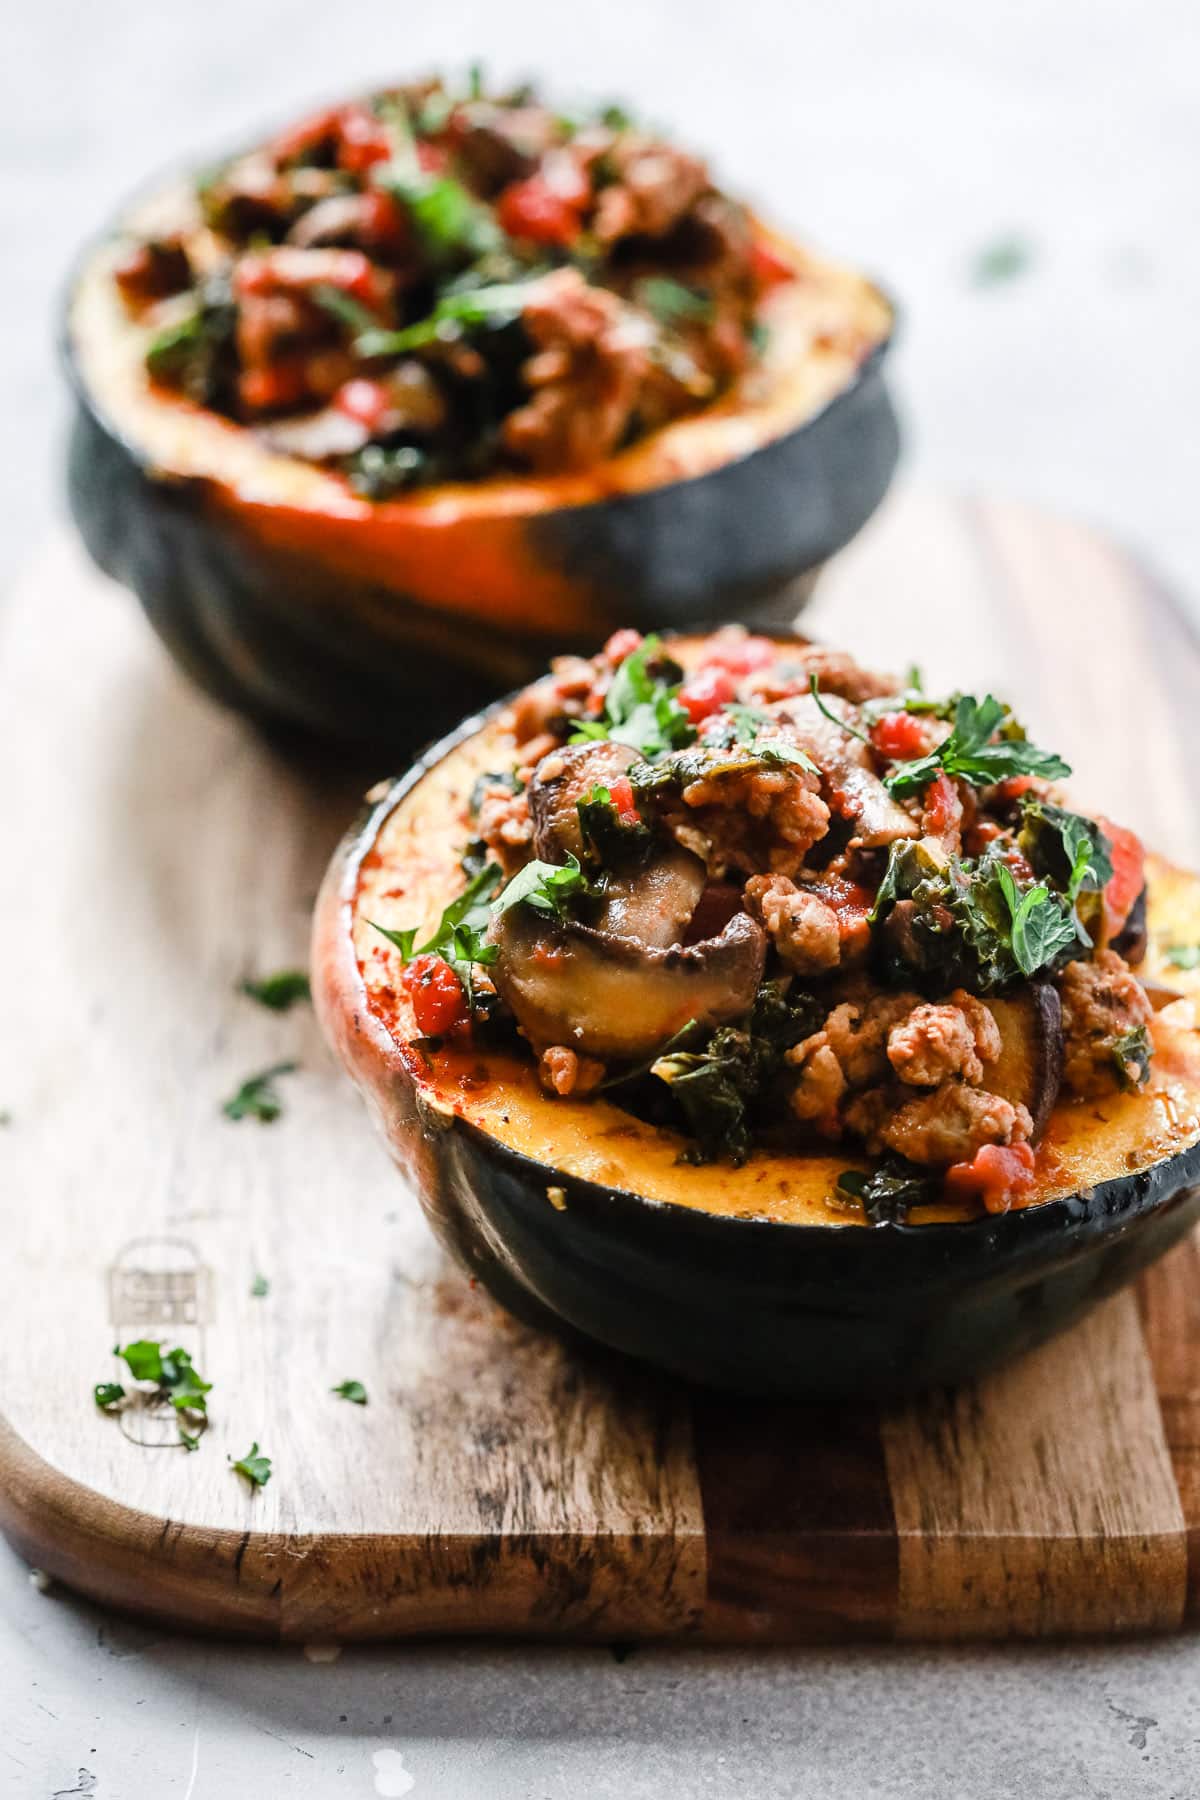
0;488;1197;1640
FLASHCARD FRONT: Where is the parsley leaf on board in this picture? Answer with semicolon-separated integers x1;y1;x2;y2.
239;969;311;1012
250;1273;270;1299
884;694;1070;796
332;1379;368;1405
222;1062;298;1124
1166;945;1200;970
491;854;589;922
96;1341;212;1448
230;1442;272;1489
93;1382;125;1410
570;635;695;759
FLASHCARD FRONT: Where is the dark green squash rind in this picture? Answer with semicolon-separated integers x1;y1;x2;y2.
313;710;1200;1397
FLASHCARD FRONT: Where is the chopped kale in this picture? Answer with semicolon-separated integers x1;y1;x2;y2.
144;273;236;406
1018;798;1112;905
836;1159;940;1225
871;839;1082;993
355;281;529;360
576;785;651;865
1112;1024;1154;1091
637;277;715;327
648;980;822;1164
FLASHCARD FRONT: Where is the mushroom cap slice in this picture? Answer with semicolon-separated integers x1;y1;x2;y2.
489;907;767;1059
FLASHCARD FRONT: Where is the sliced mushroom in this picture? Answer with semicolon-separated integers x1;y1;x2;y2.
985;982;1064;1142
768;693;916;848
489;906;766;1059
527;740;638;863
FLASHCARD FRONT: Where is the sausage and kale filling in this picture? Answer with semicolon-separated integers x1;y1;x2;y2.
113;72;810;489
376;628;1155;1218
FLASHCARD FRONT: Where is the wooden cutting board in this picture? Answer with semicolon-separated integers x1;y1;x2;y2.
2;488;1200;1644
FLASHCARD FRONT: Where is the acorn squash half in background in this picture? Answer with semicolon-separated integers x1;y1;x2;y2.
62;77;899;749
312;639;1200;1397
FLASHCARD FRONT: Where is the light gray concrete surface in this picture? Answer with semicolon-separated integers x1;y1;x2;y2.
3;2;1200;1794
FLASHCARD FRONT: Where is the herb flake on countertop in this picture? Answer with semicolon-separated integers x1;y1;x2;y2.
222;1061;299;1123
332;1379;369;1405
250;1273;270;1298
239;969;311;1011
1166;945;1200;970
969;234;1036;288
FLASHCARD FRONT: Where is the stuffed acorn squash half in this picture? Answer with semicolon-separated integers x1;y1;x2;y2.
314;627;1200;1394
64;73;897;748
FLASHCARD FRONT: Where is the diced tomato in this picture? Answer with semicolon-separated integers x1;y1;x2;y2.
269;106;343;166
497;174;583;246
993;775;1037;804
402;954;468;1036
812;875;875;941
335;377;394;432
944;1142;1036;1215
1099;818;1145;938
700;633;776;676
750;236;796;292
603;628;643;666
337;104;393;174
608;775;639;822
965;818;1003;855
238;362;311;413
678;665;737;723
870;711;931;763
359;189;409;251
922;772;961;839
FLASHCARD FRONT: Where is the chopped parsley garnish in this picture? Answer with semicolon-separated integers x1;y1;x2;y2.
222;1061;298;1124
808;675;870;744
310;282;386;336
1165;945;1200;970
836;1160;940;1225
230;1442;272;1489
883;694;1070;796
355;281;528;359
239;969;311;1011
332;1379;368;1405
637;276;715;326
1112;1025;1154;1091
371;171;501;268
570;635;695;759
370;860;503;1008
995;863;1081;976
491;853;589;922
718;704;820;772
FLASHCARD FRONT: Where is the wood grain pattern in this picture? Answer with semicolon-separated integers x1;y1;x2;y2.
0;487;1198;1642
